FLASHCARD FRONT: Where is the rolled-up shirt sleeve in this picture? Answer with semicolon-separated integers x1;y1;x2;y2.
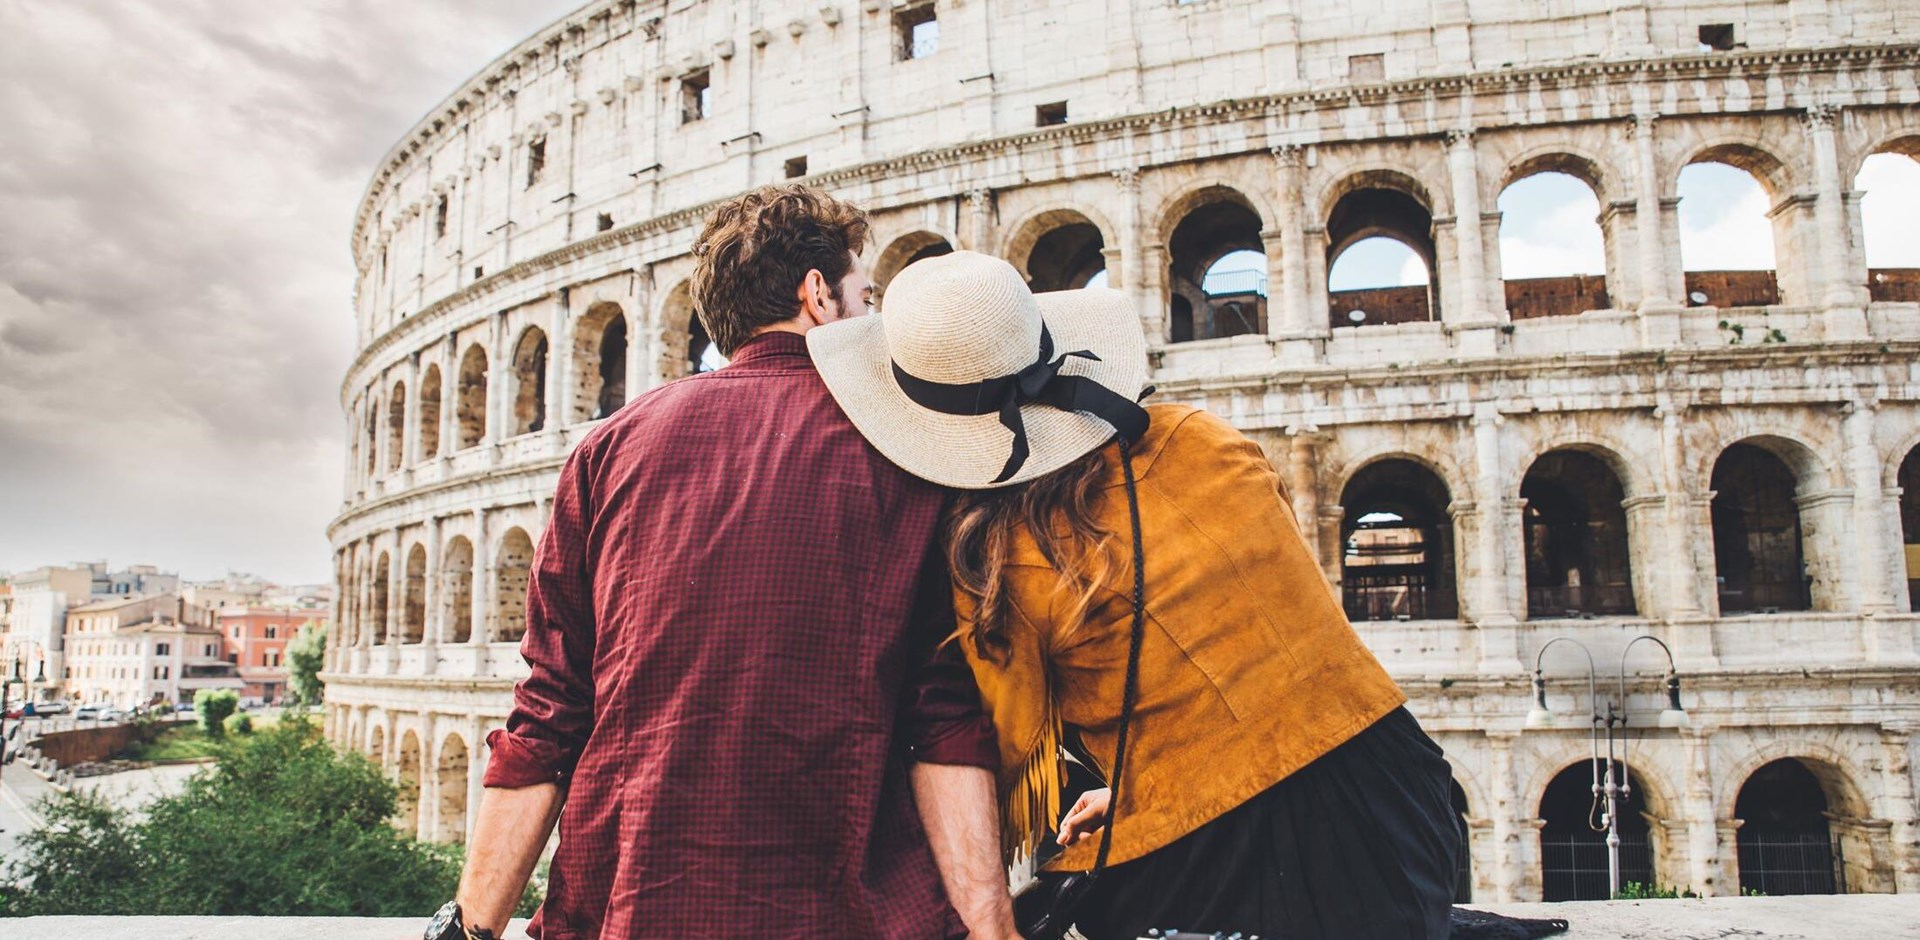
483;444;598;789
899;543;998;771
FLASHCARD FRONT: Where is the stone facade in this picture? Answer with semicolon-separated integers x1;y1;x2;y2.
327;0;1920;901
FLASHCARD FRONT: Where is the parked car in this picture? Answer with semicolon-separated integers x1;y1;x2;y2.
98;707;128;723
35;701;69;715
74;703;105;720
2;704;22;720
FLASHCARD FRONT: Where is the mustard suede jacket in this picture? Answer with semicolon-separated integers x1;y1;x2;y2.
953;404;1407;870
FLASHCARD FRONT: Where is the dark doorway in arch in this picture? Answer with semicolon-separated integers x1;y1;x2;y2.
1539;761;1653;901
1167;195;1266;341
510;328;549;436
1736;759;1841;896
595;315;628;419
1339;460;1458;621
1450;779;1473;903
1169;295;1195;343
1523;451;1636;618
1026;221;1105;293
455;344;488;450
905;239;953;270
1900;447;1919;607
1711;444;1810;614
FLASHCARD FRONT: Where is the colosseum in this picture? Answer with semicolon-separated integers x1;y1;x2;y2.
326;0;1920;903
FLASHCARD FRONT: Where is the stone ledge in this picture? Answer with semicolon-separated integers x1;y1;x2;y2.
8;897;1920;939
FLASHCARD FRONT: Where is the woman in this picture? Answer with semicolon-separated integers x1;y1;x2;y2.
809;251;1459;939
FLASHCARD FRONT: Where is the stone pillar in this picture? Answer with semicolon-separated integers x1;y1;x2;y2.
1303;224;1330;334
964;188;994;255
1471;404;1523;671
1286;430;1320;565
1446;131;1494;334
1270;145;1311;339
1681;726;1725;895
439;333;458;467
1879;722;1920;894
486;311;506;447
1112;168;1142;295
1847;400;1896;614
422;515;442;670
467;716;488;841
546;293;568;439
1487;731;1525;902
472;508;492;648
1802;105;1870;335
1629;115;1683;346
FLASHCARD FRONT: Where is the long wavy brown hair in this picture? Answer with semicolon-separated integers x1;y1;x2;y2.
943;444;1117;662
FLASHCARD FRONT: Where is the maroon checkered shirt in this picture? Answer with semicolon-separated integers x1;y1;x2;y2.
483;331;997;939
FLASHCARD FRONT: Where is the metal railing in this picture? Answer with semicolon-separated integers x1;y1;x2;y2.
1342;583;1457;622
1540;834;1653;901
1527;585;1637;618
1738;832;1843;896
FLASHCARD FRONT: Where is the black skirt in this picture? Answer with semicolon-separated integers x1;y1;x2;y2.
1074;706;1459;940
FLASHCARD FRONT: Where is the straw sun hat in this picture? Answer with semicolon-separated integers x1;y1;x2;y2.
808;250;1151;490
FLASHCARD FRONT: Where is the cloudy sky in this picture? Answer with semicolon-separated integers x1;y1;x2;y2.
0;0;568;583
2;1;1916;585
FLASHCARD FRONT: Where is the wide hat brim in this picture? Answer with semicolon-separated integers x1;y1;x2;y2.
809;287;1148;490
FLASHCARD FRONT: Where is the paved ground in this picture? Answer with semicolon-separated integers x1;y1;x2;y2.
6;896;1920;939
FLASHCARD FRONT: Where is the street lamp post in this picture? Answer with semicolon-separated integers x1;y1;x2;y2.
1526;634;1689;898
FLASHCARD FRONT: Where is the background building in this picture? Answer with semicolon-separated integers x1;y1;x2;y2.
62;593;242;708
2;561;179;703
326;0;1920;900
216;604;327;705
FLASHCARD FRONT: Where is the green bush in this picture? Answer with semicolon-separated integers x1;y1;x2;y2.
194;689;239;738
287;621;328;707
1614;881;1700;900
0;715;463;917
223;713;253;736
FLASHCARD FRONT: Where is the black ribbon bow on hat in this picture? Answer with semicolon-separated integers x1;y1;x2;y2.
891;323;1152;484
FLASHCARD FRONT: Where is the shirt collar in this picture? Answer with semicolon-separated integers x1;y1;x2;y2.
725;330;812;367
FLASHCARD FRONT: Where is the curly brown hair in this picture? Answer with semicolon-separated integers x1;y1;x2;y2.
689;185;870;356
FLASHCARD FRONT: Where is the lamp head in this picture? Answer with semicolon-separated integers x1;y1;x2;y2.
1525;671;1555;728
1658;672;1688;728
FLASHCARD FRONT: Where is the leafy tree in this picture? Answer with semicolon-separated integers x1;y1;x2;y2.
0;715;464;918
223;712;253;736
286;621;328;707
195;689;238;737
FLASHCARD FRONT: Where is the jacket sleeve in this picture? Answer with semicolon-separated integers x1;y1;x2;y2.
898;541;998;771
482;444;599;789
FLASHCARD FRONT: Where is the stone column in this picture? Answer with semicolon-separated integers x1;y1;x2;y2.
1848;400;1895;614
1303;224;1330;333
1112;168;1142;294
401;354;421;478
1802;105;1870;333
467;716;488;842
1286;430;1321;566
963;188;994;256
439;333;458;467
1487;731;1524;902
1471;404;1523;671
1681;725;1725;895
1451;127;1497;326
1270;145;1311;338
546;292;568;439
422;515;442;672
486;311;506;448
1629;114;1684;347
1879;722;1920;894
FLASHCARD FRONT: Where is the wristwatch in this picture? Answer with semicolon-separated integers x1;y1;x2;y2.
425;900;498;940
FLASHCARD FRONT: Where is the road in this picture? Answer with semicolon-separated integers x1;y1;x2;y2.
1;752;54;862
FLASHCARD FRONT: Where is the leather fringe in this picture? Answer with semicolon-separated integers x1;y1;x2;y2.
1001;695;1064;869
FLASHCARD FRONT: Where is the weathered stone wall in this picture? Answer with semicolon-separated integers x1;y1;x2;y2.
326;0;1920;902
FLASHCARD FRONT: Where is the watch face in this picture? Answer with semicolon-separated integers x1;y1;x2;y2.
425;900;460;940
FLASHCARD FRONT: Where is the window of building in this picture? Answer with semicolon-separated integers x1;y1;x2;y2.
784;156;809;179
205;643;217;657
596;212;614;232
473;265;485;280
1036;101;1068;127
434;195;448;239
1348;53;1385;82
156;642;169;656
525;137;546;188
681;69;711;124
1698;24;1736;52
896;3;938;61
265;624;278;639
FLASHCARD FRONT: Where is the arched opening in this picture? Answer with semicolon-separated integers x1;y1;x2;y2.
1166;191;1266;341
1327;181;1437;328
1711;443;1810;614
1736;759;1840;895
1498;169;1610;319
1522;451;1636;618
455;344;488;450
417;364;442;460
440;536;474;644
1450;779;1473;903
872;231;955;295
1008;213;1106;293
1678;159;1780;308
401;544;427;644
370;553;390;645
1169;295;1194;343
493;528;534;644
1901;447;1920;607
1339;460;1458;621
386;382;407;473
689;314;724;374
1856;146;1920;302
436;734;470;845
1539;761;1654;900
363;406;378;478
659;283;725;379
509;327;548;436
395;730;423;837
573;303;629;422
367;724;385;767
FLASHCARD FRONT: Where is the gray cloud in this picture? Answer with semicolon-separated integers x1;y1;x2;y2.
0;0;569;582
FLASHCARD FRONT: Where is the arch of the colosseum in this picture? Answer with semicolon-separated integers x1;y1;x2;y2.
455;343;488;450
417;364;442;460
491;527;535;644
508;326;549;437
872;229;957;293
395;729;423;836
401;543;427;644
651;279;704;382
571;301;630;423
439;535;475;645
368;552;390;645
434;732;470;845
1000;205;1113;294
1520;449;1638;621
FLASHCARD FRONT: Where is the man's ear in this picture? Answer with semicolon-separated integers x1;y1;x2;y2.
796;268;831;325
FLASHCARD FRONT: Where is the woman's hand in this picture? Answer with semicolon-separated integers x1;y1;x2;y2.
1056;787;1110;846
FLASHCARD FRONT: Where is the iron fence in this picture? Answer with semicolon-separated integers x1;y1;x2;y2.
1738;832;1842;896
1539;834;1653;901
